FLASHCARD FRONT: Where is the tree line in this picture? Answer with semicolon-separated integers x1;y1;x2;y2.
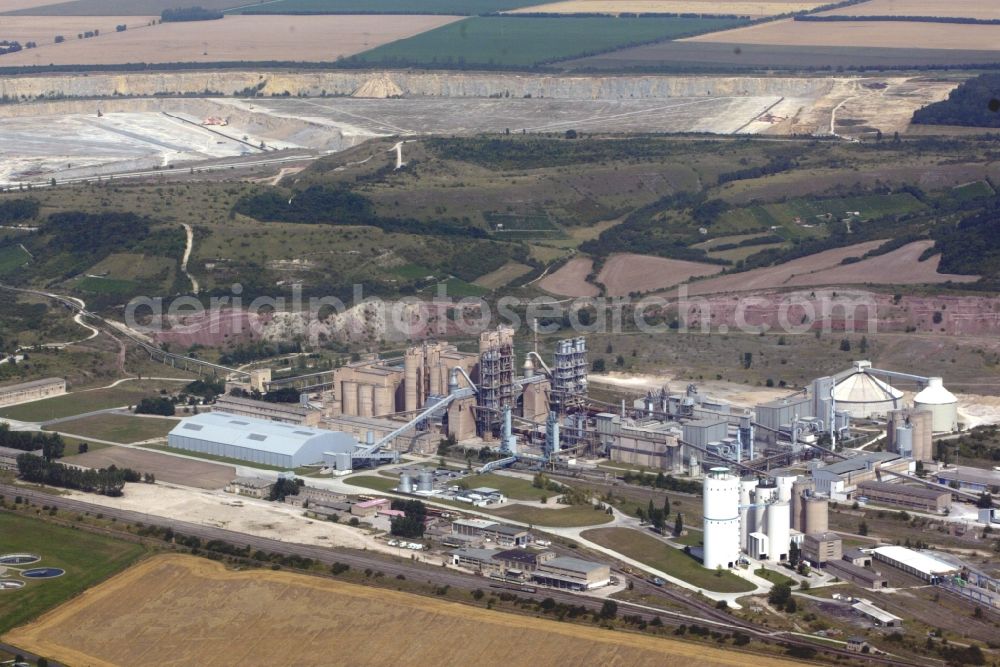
797;14;1000;25
161;7;224;22
0;423;65;460
16;453;152;496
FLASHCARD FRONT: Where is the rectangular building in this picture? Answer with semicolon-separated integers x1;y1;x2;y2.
351;498;390;518
803;532;843;565
810;452;911;498
214;394;320;426
225;477;275;499
0;377;66;407
285;486;346;508
932;467;1000;494
825;560;887;589
481;523;530;548
871;546;958;583
534;556;611;590
451;547;502;575
855;480;951;513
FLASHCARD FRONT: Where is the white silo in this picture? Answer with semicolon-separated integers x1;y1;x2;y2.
766;502;791;562
913;377;958;433
752;483;776;542
833;361;903;419
398;472;414;494
739;477;759;552
703;467;741;570
775;474;796;503
417;470;434;493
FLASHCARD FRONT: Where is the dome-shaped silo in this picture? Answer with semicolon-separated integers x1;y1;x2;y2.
913;377;958;433
833;361;903;419
703;468;741;570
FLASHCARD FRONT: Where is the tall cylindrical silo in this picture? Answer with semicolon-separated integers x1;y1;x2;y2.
766;502;791;562
753;483;776;540
913;377;959;433
358;384;374;417
418;469;434;492
703;467;741;570
804;497;828;535
341;381;358;415
775;474;796;503
374;385;392;416
398;472;413;494
404;349;420;413
739;477;759;552
791;478;813;532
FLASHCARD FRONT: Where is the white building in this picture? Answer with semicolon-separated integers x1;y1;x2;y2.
702;467;741;570
912;377;959;433
168;412;356;468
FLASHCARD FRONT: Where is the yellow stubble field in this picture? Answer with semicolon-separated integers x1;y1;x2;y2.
510;0;824;16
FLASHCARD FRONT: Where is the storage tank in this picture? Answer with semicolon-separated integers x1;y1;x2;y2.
404;349;420;413
341;381;358;415
703;467;741;570
791;478;814;532
398;472;414;494
832;361;903;419
373;385;392;416
766;501;791;562
357;384;374;417
913;377;959;433
417;470;434;492
752;483;776;540
775;474;796;503
894;424;914;458
804;497;829;535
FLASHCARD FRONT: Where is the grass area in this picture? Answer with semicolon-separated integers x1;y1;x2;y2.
472;261;532;289
431;278;489;298
754;567;795;587
673;528;703;547
347;475;399;493
48;414;179;444
0;511;147;634
60;436;112;457
488;503;614;528
0;244;30;276
75;276;142;295
0;382;185;422
391;263;435;280
229;0;534;14
582;527;756;593
353;16;747;67
950;180;995;202
469;473;548;500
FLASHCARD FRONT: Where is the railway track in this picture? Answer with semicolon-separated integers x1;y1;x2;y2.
0;484;931;666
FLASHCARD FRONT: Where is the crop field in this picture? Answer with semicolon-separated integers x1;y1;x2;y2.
352;16;748;67
66;445;234;488
683;17;1000;50
75;276;141;295
3;0;238;15
0;245;31;276
511;0;823;16
229;0;534;13
816;0;1000;20
48;413;178;444
0;381;184;422
597;253;723;296
582;527;756;593
473;261;533;288
538;258;599;297
716;193;927;236
0;15;153;46
0;512;146;635
4;555;807;667
0;15;462;66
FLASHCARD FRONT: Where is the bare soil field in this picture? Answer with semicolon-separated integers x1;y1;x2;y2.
4;555;808;667
683;239;888;296
783;240;979;288
597;252;723;296
817;0;1000;20
538;257;599;297
0;15;153;47
473;261;533;289
64;447;234;489
511;0;822;16
3;0;239;14
0;0;74;11
684;17;1000;50
0;15;461;66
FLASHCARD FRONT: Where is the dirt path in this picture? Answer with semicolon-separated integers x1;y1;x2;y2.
180;223;199;295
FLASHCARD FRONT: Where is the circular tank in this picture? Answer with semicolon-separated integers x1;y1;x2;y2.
739;478;759;549
357;384;374;417
766;502;791;562
913;377;959;433
417;470;434;492
833;362;903;419
703;467;741;570
775;474;796;503
791;479;814;532
341;381;358;414
398;473;413;494
804;497;828;535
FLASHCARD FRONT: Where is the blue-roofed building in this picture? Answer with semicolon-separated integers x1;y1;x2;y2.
167;412;356;469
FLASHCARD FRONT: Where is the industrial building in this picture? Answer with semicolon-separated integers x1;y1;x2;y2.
872;546;958;583
167;412;356;469
825;559;887;589
449;519;529;547
810;452;911;499
855;480;951;513
832;361;903;419
214;394;320;426
932;466;1000;494
533;556;610;590
852;599;903;627
0;377;65;407
802;532;842;565
322;414;438;455
449;547;609;590
224;477;274;499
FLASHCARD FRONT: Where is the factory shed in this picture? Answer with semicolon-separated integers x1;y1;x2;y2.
168;412;355;468
534;556;611;590
852;600;903;627
872;546;957;583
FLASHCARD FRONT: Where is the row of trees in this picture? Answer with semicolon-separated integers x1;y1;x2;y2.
0;423;64;461
621;469;702;495
17;453;151;496
161;7;224;22
135;396;176;416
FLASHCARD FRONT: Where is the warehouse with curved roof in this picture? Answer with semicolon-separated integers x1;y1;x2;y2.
167;412;356;469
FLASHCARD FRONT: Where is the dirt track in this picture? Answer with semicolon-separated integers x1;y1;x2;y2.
4;555;809;667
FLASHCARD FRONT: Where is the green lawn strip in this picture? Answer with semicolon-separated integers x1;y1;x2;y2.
0;512;147;634
582;527;755;593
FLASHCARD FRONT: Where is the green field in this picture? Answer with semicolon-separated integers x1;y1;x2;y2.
353;16;747;67
76;276;141;295
583;527;756;593
434;278;489;298
229;0;534;14
950;180;995;202
0;382;184;422
488;503;614;527
60;436;111;456
0;245;30;276
470;473;550;500
49;414;178;444
718;193;926;237
391;264;436;280
0;512;147;634
347;475;399;493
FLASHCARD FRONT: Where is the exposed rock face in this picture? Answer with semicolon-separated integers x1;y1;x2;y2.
0;69;840;101
352;73;404;99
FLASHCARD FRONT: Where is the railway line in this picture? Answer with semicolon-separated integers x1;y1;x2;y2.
0;484;931;666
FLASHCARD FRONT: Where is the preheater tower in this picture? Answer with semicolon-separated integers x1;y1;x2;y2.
703;467;741;570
